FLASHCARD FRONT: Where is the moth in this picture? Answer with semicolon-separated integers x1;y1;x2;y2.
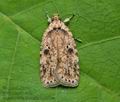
40;14;79;87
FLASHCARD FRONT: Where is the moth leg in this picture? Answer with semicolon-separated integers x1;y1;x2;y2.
63;14;75;23
74;37;82;43
47;14;52;23
44;11;51;23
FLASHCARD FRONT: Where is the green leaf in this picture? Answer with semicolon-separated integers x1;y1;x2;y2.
0;0;120;102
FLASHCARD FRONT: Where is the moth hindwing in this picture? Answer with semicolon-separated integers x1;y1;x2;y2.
40;14;79;87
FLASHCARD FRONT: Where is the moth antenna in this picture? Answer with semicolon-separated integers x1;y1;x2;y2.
64;14;75;23
74;38;82;43
51;1;59;15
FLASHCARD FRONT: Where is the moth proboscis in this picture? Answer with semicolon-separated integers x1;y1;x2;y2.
40;14;80;87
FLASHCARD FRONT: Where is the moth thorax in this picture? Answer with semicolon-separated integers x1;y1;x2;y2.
52;21;62;29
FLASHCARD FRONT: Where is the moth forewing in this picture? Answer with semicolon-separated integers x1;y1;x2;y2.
40;14;79;87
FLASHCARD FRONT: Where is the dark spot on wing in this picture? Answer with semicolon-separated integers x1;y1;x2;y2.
61;76;64;79
72;80;74;83
44;49;49;55
42;65;46;74
68;48;74;53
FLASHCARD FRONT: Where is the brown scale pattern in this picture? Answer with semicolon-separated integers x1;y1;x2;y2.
40;15;79;87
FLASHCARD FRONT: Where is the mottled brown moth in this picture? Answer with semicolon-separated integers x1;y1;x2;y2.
40;14;79;87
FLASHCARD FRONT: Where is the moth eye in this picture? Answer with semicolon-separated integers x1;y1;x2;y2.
68;48;74;53
53;28;57;30
44;49;49;55
58;27;61;29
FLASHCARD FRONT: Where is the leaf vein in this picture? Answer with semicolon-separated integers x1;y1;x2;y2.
5;31;20;101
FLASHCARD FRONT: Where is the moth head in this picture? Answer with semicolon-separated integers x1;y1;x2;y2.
52;14;61;21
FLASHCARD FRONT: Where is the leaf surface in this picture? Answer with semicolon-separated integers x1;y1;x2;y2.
0;0;120;102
